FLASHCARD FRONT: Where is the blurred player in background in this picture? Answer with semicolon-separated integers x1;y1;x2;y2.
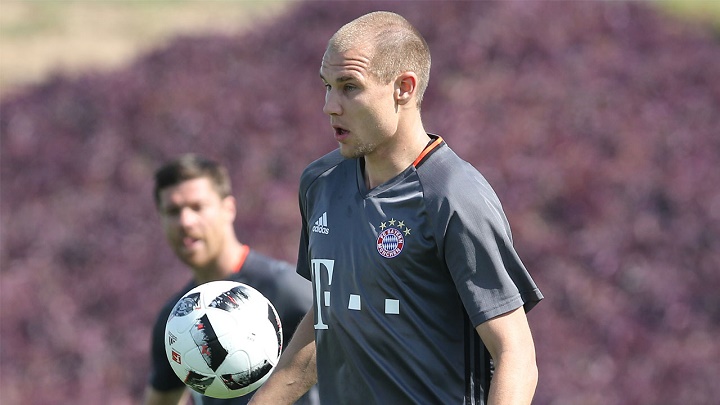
250;11;543;405
143;154;319;405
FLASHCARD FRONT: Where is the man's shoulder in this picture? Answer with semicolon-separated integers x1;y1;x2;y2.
241;249;294;276
235;249;304;289
299;149;347;191
418;141;505;217
417;142;487;193
234;249;312;313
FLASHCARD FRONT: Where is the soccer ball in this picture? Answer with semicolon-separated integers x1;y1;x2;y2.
164;280;282;398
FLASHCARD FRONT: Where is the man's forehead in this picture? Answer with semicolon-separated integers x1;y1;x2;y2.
160;178;215;202
320;49;371;82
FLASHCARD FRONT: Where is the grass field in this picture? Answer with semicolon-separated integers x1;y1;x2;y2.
0;0;291;97
0;0;717;98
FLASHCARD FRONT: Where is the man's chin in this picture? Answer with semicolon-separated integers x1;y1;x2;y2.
339;149;354;159
178;252;205;268
339;141;376;159
339;145;364;159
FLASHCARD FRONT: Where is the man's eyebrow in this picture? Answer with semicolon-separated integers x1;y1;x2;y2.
319;73;355;84
159;203;178;212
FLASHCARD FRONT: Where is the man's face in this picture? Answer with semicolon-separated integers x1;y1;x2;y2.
320;46;399;159
157;177;234;270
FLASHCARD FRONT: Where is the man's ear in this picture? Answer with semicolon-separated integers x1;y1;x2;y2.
223;195;237;222
395;72;418;106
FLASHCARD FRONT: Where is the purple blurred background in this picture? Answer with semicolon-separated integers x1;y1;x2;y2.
2;1;719;404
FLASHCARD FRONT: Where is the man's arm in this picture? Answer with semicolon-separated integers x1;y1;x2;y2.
142;385;189;405
476;306;538;405
249;309;317;404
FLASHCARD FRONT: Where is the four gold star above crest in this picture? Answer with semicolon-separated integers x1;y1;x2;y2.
378;218;411;235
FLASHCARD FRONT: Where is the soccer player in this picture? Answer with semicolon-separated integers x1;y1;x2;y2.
143;154;319;405
249;11;543;405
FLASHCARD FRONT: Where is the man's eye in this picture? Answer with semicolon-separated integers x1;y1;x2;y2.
164;208;180;216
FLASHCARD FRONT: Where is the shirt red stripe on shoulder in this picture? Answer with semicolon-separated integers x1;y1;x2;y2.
233;244;251;273
412;136;444;168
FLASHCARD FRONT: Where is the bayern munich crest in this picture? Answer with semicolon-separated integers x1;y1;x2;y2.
376;218;410;258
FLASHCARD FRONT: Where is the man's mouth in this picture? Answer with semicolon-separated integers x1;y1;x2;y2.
182;236;200;249
333;125;350;140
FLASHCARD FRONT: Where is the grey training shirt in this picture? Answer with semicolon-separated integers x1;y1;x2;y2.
297;135;543;404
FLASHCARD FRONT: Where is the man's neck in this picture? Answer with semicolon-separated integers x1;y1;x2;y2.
363;128;430;190
193;241;245;285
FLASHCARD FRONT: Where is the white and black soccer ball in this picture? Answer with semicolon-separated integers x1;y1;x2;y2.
164;280;282;398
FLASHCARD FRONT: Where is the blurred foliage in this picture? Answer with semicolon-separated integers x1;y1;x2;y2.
656;0;720;29
2;1;720;404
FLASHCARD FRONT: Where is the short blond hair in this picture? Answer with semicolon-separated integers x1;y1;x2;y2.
328;11;431;107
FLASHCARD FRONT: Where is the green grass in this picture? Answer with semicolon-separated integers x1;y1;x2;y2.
654;0;720;29
0;0;290;96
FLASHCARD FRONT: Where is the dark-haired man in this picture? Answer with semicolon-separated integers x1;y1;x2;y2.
143;154;318;405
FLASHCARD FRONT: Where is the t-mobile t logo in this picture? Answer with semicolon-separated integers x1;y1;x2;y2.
310;259;334;329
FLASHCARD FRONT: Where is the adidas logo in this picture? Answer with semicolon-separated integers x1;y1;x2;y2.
312;212;330;234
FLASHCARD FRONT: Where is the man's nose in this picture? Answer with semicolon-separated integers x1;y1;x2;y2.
323;90;342;116
178;207;197;227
